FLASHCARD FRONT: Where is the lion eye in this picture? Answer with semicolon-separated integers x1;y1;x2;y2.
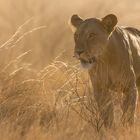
88;33;96;39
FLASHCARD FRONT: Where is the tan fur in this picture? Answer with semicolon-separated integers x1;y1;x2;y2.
70;14;140;127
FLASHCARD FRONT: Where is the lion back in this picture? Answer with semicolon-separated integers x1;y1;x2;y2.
124;27;140;37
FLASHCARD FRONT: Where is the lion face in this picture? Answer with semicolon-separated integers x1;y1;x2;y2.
70;14;117;69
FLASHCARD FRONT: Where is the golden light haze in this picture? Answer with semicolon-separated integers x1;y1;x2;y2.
0;0;140;139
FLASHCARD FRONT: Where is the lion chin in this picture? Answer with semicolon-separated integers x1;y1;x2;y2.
80;62;95;70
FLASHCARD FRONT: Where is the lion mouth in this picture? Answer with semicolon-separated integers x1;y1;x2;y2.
80;57;96;64
79;57;96;69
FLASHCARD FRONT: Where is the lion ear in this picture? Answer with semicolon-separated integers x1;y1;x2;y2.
102;14;118;33
69;15;83;33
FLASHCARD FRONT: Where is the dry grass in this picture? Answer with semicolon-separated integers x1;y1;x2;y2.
0;0;140;140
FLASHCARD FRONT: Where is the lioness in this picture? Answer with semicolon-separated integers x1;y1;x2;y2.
69;14;140;127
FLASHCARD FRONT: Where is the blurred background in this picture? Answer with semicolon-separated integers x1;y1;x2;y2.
0;0;140;69
0;0;140;139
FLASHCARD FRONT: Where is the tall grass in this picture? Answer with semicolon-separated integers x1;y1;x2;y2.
0;0;140;139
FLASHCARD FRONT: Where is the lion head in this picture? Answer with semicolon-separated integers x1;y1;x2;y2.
69;14;118;69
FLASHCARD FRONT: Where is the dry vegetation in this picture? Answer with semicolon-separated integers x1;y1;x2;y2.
0;0;140;140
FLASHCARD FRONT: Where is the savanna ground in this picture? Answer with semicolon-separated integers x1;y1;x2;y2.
0;0;140;140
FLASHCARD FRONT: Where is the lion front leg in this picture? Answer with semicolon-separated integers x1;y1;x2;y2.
121;84;138;126
89;66;114;128
94;88;114;128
